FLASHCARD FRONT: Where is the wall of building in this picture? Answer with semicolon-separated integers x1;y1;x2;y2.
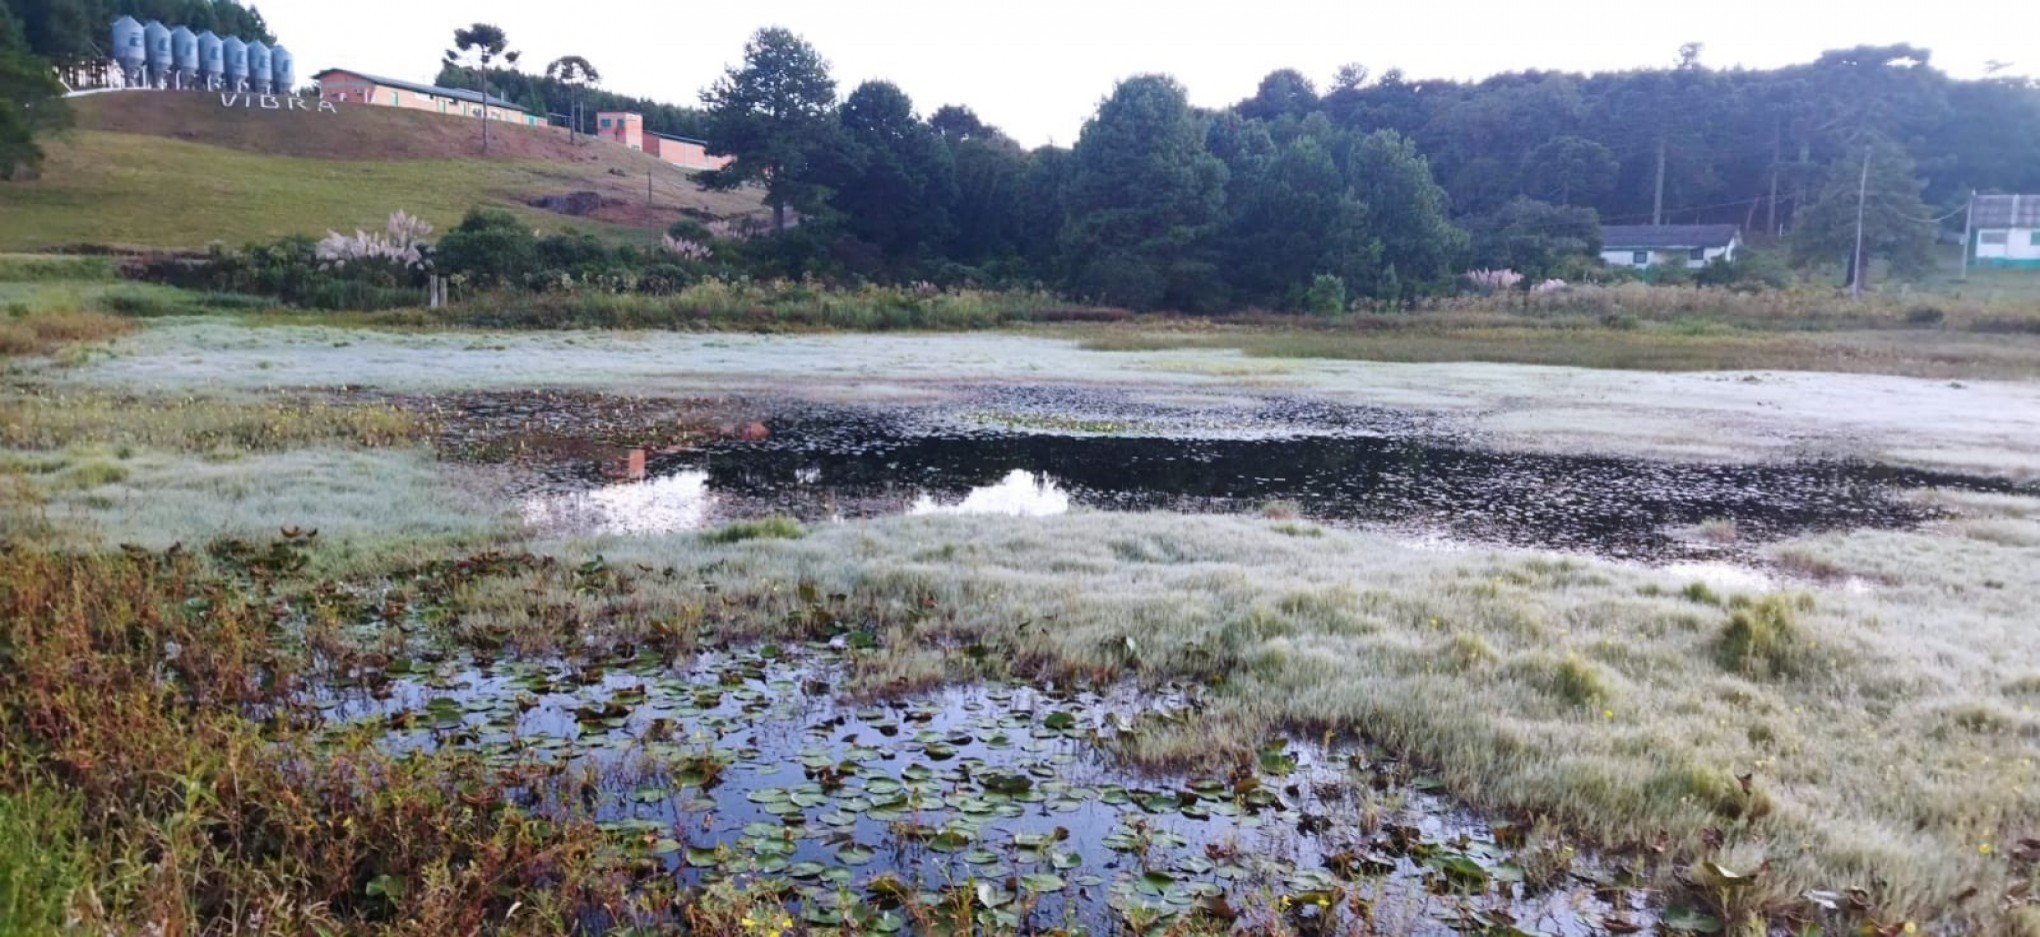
316;72;539;126
1600;242;1737;270
1974;228;2040;268
595;112;643;150
645;136;731;172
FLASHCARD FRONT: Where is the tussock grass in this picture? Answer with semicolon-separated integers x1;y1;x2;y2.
0;391;422;452
1717;595;1811;678
701;515;804;544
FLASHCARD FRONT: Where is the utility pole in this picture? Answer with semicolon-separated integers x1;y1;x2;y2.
647;168;654;210
1767;119;1781;237
1850;149;1870;299
1652;137;1667;226
1960;189;1975;281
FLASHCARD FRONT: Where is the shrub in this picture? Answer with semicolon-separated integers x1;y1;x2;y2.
434;208;538;288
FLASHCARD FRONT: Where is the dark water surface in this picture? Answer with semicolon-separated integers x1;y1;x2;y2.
516;396;2030;560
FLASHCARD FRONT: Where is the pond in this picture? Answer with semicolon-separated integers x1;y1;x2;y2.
502;391;2030;561
316;644;1656;935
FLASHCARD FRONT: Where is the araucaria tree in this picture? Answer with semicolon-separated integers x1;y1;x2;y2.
445;23;518;154
545;55;600;142
698;27;838;234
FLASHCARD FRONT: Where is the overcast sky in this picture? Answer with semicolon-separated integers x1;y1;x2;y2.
264;0;2040;147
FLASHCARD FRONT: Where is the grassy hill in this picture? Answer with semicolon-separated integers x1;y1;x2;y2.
0;91;766;252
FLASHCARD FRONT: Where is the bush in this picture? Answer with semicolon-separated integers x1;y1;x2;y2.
434;209;538;288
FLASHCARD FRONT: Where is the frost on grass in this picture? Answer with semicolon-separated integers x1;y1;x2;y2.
59;321;2040;476
29;446;511;550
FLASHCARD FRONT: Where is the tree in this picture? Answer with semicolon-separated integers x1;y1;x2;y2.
1465;198;1601;280
822;80;956;268
1213;114;1362;308
545;55;599;141
1238;68;1318;123
698;27;839;234
0;3;66;180
1060;75;1228;311
434;208;535;287
444;23;518;154
1518;136;1616;206
1791;137;1935;287
1346;130;1466;298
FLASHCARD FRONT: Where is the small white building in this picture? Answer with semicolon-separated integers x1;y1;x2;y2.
1970;194;2040;270
1599;224;1741;270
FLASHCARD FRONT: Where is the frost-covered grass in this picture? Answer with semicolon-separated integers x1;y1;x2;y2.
56;319;2040;477
457;502;2039;930
8;445;512;557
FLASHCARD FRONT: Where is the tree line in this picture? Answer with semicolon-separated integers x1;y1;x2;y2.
675;29;2040;309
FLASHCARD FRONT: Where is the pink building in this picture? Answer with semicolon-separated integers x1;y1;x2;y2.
646;131;732;173
594;110;730;172
594;110;643;149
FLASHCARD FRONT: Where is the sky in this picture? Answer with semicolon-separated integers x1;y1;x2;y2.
261;0;2040;147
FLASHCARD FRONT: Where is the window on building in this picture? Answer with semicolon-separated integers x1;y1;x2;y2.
1981;231;2009;245
601;118;612;128
2030;231;2040;247
1632;251;1649;265
1689;248;1706;261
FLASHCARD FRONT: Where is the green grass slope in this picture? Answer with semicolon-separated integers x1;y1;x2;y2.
0;92;764;252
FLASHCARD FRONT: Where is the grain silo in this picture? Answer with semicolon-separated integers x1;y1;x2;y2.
269;45;294;93
222;36;248;91
110;16;145;86
197;31;223;89
246;41;271;93
142;21;171;87
170;26;197;89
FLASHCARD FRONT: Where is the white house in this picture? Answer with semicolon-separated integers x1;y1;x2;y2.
1599;225;1742;270
1970;194;2040;270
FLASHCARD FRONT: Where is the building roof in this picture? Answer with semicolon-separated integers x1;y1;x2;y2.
647;130;711;147
1973;194;2040;229
309;68;525;111
1601;224;1741;250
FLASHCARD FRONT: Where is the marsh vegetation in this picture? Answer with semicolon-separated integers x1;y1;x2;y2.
5;269;2040;935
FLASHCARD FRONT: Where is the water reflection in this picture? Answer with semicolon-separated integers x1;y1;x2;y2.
911;469;1070;518
524;469;714;535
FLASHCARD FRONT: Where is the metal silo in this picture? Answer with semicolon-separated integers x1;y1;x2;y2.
246;40;271;93
142;21;171;87
222;36;248;91
170;26;197;89
110;16;146;86
197;31;223;90
269;45;294;93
